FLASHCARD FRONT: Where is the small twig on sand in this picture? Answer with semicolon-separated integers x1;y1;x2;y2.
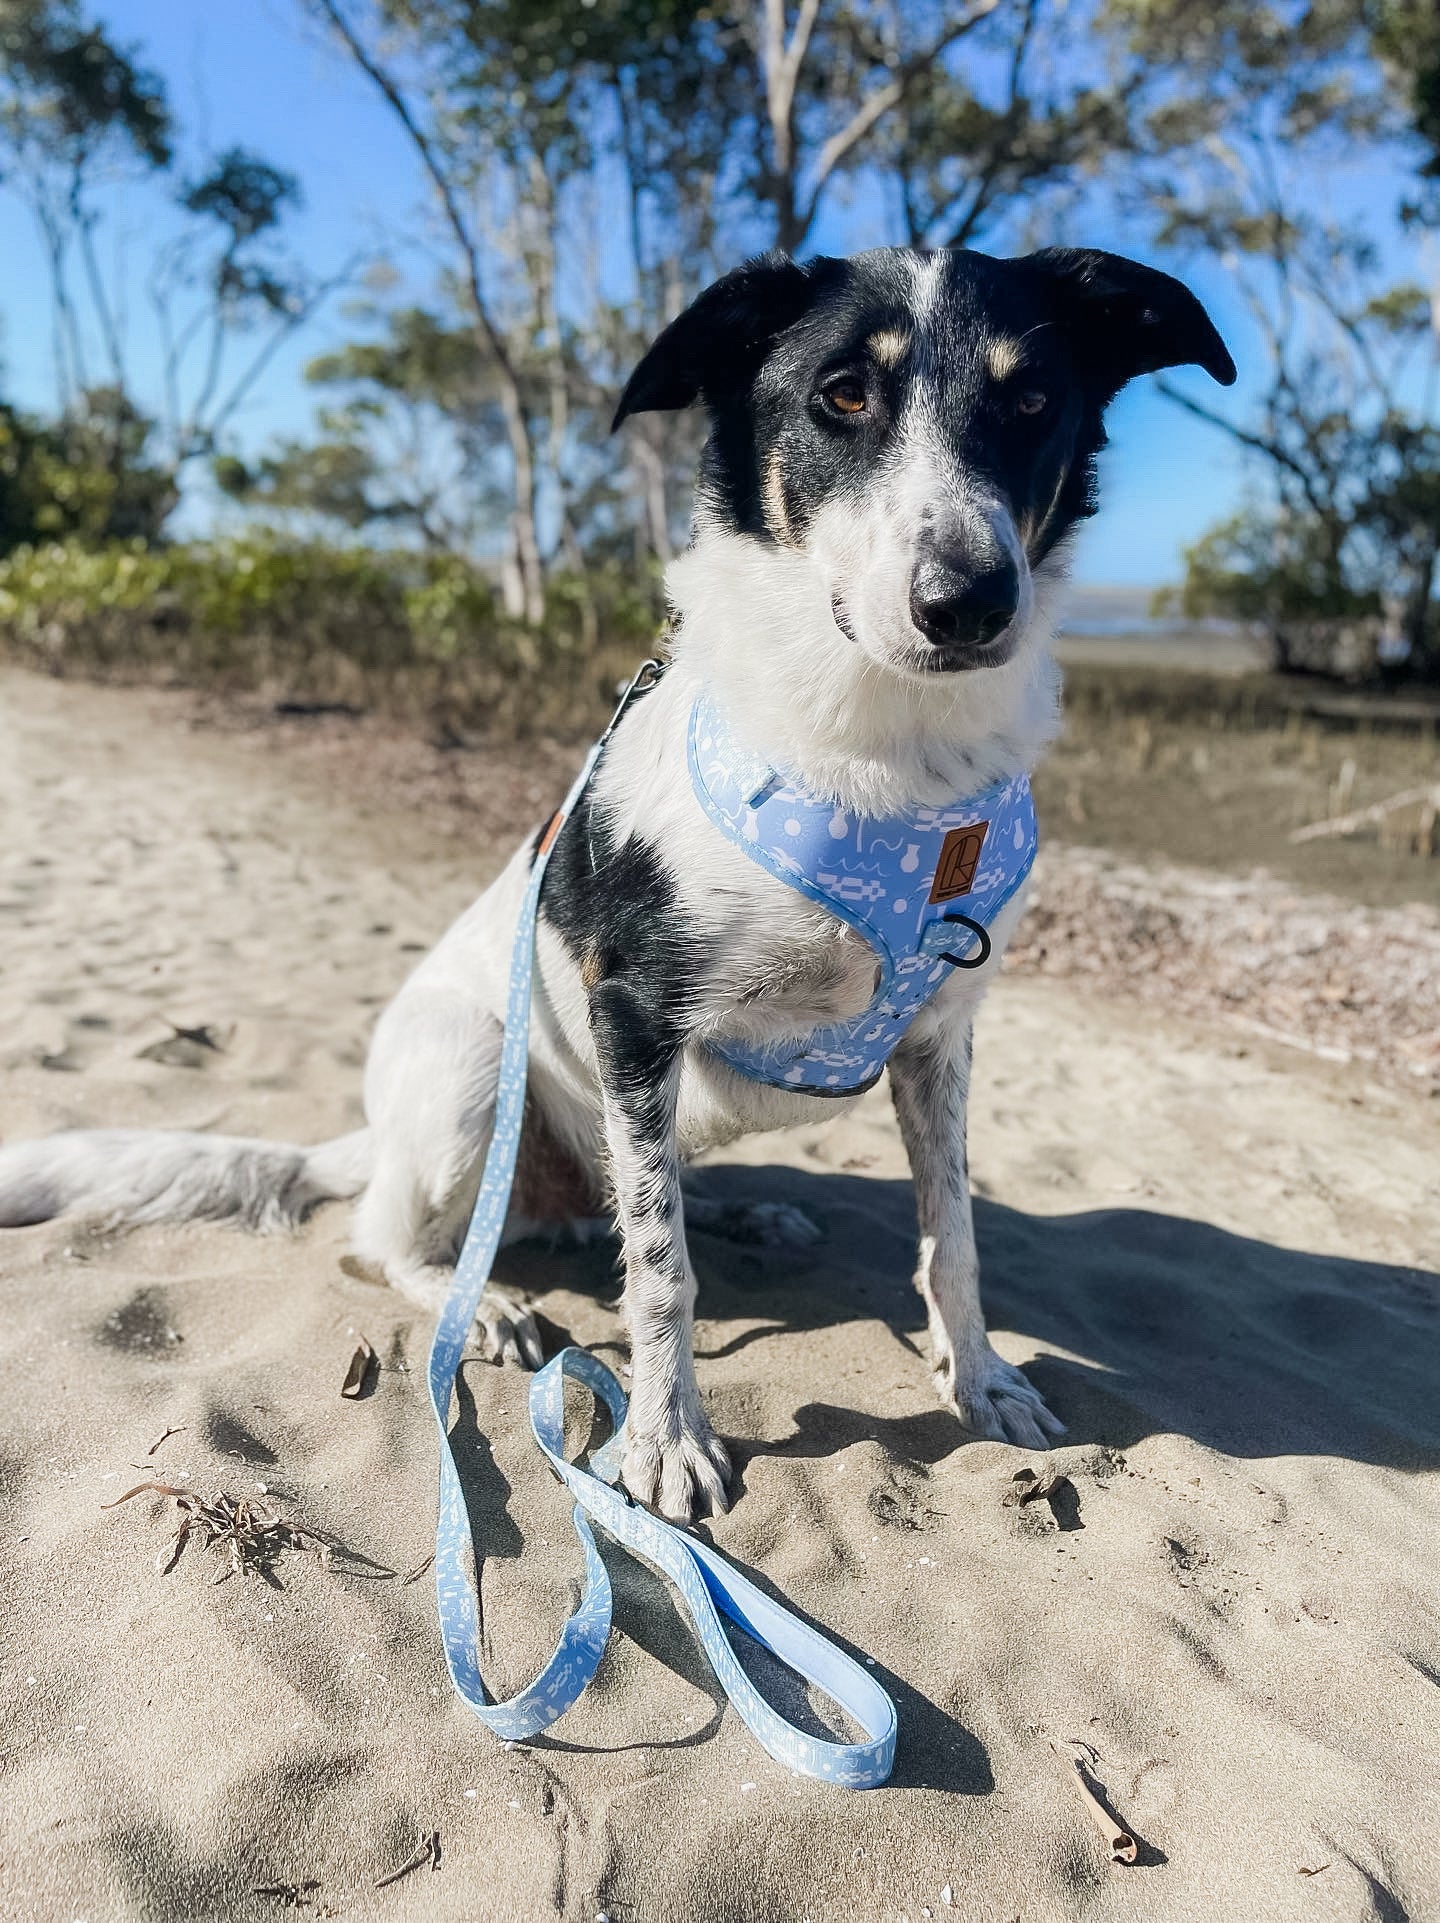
401;1552;435;1586
254;1881;321;1908
1007;1465;1062;1506
146;1424;187;1457
376;1831;440;1889
1050;1738;1139;1865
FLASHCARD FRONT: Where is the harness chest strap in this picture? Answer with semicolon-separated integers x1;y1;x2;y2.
688;692;1039;1094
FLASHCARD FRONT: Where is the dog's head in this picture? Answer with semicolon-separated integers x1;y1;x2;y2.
615;246;1234;682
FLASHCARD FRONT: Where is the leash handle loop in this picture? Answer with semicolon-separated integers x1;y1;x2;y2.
426;659;896;1785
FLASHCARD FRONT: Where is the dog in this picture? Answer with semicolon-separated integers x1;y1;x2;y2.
0;246;1234;1522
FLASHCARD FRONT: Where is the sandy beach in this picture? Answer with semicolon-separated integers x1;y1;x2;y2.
2;666;1438;1923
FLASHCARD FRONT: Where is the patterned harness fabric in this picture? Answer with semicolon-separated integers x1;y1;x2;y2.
688;693;1040;1094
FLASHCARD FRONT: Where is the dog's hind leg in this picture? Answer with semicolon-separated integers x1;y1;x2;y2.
347;989;542;1367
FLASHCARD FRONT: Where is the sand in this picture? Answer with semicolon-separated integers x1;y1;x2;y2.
2;667;1438;1923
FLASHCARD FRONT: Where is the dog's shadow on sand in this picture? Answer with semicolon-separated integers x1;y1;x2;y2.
677;1162;1440;1477
475;1160;1437;1796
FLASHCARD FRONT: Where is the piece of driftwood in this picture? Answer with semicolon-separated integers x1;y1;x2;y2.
1051;1738;1139;1865
1290;783;1440;843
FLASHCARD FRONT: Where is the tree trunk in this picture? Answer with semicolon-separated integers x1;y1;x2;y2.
1404;539;1439;680
309;0;548;624
505;432;546;627
625;431;670;567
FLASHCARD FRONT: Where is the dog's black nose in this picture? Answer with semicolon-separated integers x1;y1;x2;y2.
909;554;1019;652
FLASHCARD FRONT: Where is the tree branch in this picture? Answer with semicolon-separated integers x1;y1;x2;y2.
796;0;1001;240
307;0;515;384
196;254;366;457
307;0;545;618
1156;378;1337;526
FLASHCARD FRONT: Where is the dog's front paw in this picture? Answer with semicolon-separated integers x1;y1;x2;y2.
474;1288;544;1369
944;1344;1064;1451
622;1406;732;1522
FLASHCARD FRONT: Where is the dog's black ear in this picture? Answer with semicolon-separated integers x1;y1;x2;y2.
612;251;825;429
1024;248;1236;392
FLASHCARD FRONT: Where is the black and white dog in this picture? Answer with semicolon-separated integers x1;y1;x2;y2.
0;247;1233;1521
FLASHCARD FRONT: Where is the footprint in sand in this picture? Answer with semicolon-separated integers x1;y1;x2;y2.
96;1287;184;1356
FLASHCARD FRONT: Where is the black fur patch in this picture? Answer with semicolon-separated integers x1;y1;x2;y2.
541;779;694;1175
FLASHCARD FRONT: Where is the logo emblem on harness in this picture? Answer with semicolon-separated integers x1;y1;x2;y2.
928;822;990;903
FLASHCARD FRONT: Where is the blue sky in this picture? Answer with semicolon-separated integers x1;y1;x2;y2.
0;0;1325;586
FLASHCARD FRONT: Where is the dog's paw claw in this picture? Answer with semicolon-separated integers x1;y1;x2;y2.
475;1290;544;1370
622;1417;731;1522
945;1348;1063;1449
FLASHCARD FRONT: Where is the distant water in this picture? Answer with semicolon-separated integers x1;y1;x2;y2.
1057;588;1264;671
1061;615;1234;638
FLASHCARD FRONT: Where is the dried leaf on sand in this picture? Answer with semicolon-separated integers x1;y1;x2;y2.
339;1336;376;1399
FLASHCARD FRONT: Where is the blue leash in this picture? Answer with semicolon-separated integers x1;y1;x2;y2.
426;661;897;1787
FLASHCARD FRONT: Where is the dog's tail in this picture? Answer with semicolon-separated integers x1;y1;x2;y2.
0;1126;373;1233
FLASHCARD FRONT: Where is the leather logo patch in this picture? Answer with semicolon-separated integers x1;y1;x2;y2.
928;822;990;903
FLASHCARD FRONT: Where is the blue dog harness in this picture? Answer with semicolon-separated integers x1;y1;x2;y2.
689;692;1039;1094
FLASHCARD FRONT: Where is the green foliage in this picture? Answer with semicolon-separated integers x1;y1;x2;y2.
182;146;299;241
179;146;305;327
0;0;171;168
0;531;659;732
1369;0;1440;187
212;306;514;548
214;438;391;532
1173;509;1377;625
0;387;175;550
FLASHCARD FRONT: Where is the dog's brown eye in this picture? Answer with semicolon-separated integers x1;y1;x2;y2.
824;379;867;416
1016;390;1048;417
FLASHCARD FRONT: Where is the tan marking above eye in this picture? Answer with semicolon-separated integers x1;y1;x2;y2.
986;337;1025;381
866;328;910;367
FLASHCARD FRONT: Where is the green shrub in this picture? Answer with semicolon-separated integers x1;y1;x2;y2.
0;533;661;735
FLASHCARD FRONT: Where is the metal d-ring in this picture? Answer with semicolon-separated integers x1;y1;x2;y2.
938;910;991;970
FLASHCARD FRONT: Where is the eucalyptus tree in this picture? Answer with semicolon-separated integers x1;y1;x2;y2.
0;4;348;524
214;304;511;551
0;0;169;409
1109;0;1440;672
149;147;352;469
